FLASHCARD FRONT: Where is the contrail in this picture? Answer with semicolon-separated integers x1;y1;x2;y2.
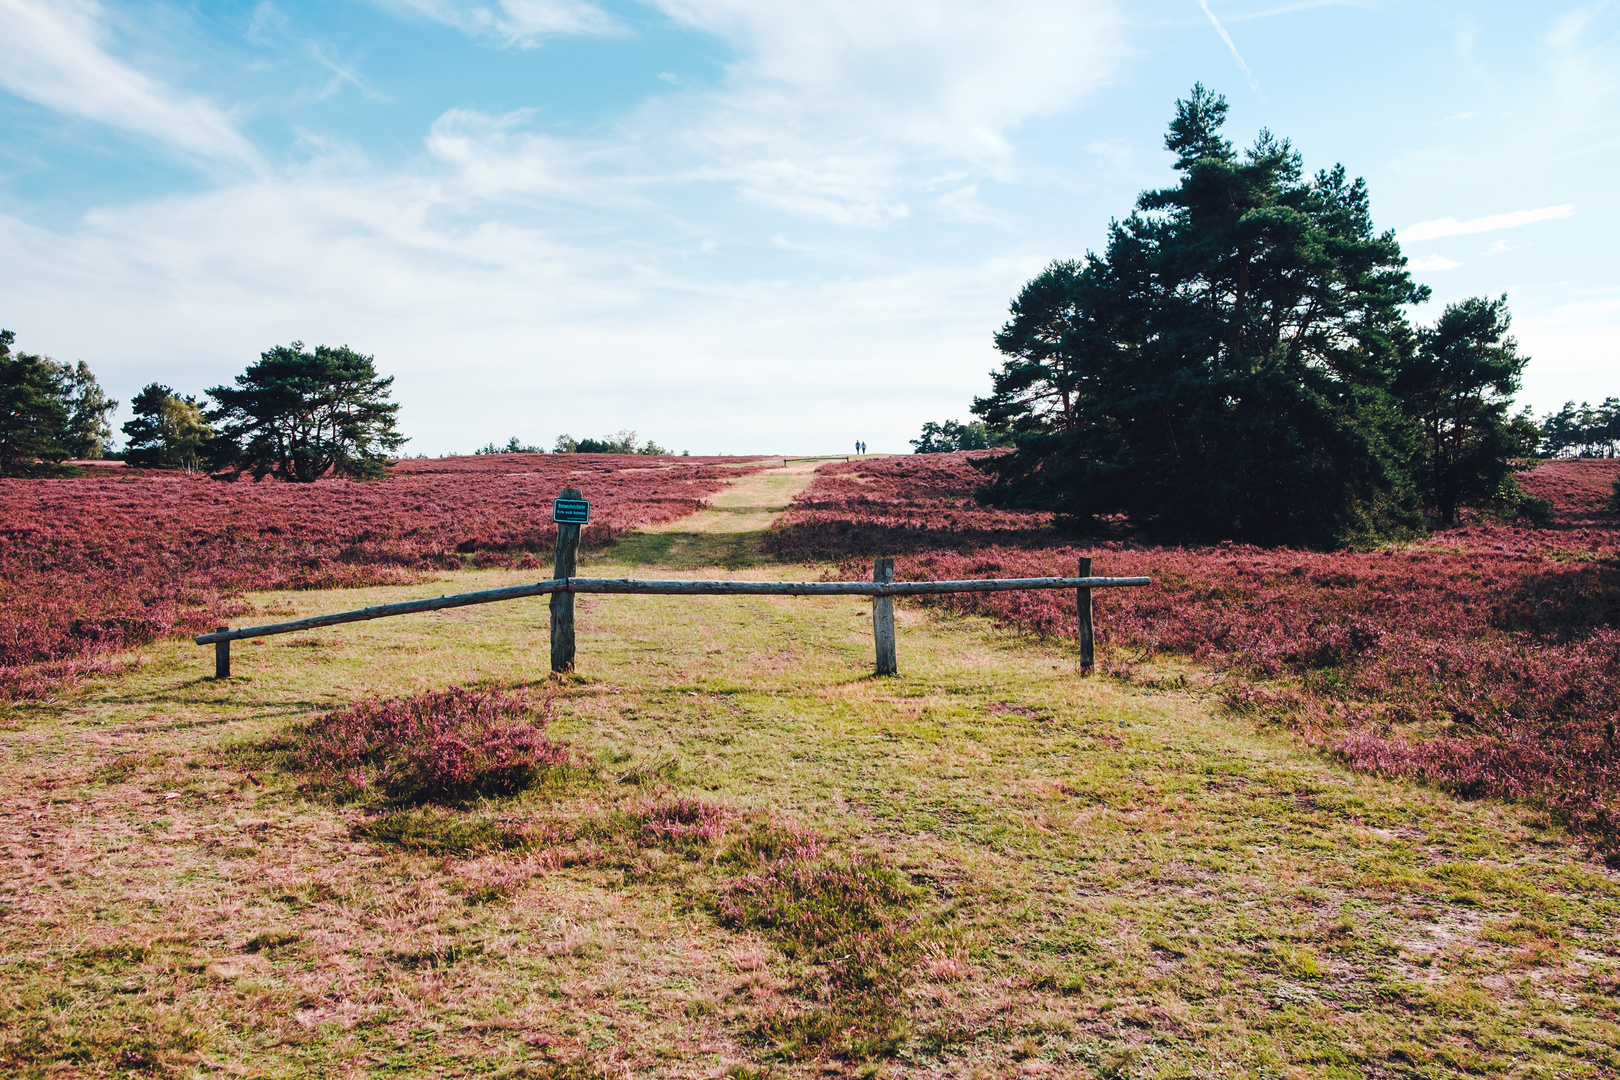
1197;0;1262;93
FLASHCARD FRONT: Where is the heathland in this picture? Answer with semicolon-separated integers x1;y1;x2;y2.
2;454;1619;1077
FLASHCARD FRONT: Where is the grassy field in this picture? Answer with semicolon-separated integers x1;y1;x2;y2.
3;464;1619;1078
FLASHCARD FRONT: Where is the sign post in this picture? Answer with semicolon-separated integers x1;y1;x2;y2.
550;489;586;673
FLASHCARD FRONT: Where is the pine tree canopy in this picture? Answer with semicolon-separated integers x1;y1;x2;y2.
207;343;405;481
973;85;1526;548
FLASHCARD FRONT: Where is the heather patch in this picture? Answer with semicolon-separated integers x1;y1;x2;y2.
291;685;570;804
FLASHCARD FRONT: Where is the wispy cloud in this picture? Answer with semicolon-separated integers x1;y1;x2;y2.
369;0;617;45
0;0;260;168
624;0;1124;222
1222;0;1367;21
1407;254;1460;271
1196;0;1261;92
1556;296;1620;316
1399;203;1575;243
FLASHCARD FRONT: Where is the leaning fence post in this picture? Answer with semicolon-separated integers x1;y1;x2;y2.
550;487;583;673
1077;557;1094;675
873;557;897;676
214;627;231;680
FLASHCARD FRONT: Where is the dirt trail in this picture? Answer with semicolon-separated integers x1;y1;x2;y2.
598;458;860;569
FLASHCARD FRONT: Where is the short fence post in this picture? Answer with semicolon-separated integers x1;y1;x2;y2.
214;627;231;680
1077;557;1094;675
872;557;897;676
550;487;583;673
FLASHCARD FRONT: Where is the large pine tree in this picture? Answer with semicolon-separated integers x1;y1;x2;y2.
974;86;1430;548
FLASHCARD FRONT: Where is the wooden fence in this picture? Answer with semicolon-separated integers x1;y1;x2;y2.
195;487;1151;679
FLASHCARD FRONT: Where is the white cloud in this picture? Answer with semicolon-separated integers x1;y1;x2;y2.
370;0;617;44
1398;203;1575;243
647;0;1124;159
0;0;1126;449
1554;295;1620;317
0;172;1036;453
592;0;1125;224
1407;254;1460;271
1545;5;1618;120
424;108;588;201
0;0;260;168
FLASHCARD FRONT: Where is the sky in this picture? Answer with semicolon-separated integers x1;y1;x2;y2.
1;0;1616;456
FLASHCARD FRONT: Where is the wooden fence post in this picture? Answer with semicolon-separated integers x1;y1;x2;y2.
214;626;230;679
873;557;897;676
1077;557;1094;675
550;487;583;673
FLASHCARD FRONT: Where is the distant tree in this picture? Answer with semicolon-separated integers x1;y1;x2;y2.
1395;295;1534;525
0;329;117;472
207;342;405;481
0;329;69;476
1539;398;1620;458
554;430;666;455
54;359;117;459
475;436;545;455
123;383;213;470
972;86;1427;548
911;419;1009;453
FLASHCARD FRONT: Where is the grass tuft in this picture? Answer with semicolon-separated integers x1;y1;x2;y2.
355;805;548;855
716;855;920;1060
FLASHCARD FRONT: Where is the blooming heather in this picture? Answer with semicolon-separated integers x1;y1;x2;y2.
774;452;1620;853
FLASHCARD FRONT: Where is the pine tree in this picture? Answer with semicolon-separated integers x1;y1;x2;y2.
973;86;1431;548
1395;295;1532;524
207;343;405;481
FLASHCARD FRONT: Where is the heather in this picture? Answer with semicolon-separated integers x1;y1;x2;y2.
291;685;568;803
0;453;763;700
774;452;1620;852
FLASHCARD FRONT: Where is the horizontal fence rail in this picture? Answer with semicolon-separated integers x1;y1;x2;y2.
194;486;1150;680
193;575;1150;645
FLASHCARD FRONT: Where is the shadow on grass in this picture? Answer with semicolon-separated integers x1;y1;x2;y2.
762;521;1063;561
596;528;791;571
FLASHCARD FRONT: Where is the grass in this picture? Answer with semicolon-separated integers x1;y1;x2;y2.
2;464;1619;1077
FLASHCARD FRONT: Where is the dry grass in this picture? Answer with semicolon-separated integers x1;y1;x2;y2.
3;476;1620;1077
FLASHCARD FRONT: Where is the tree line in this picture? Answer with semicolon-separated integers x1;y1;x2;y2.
913;86;1612;547
0;339;403;480
1538;399;1620;458
0;329;118;474
1;335;688;480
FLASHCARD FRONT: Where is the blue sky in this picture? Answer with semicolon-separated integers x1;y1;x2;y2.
1;0;1615;455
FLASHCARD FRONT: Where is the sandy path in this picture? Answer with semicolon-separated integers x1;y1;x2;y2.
597;457;868;569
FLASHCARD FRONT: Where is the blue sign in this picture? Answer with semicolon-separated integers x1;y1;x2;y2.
553;498;590;524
